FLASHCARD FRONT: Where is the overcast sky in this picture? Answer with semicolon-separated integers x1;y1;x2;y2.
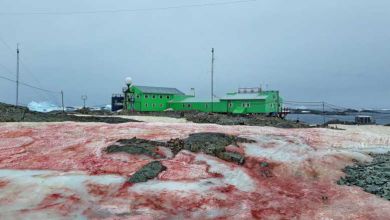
0;0;389;109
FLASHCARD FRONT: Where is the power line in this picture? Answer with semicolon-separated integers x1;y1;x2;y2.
0;0;256;16
0;62;14;76
0;35;61;103
0;74;60;94
0;35;13;50
284;100;324;104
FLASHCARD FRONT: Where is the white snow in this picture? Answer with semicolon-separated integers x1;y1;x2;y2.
243;134;312;162
131;179;219;193
73;114;190;123
27;101;62;113
195;154;256;192
0;169;125;219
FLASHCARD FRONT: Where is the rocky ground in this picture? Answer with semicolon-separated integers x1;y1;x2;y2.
105;133;254;183
0;102;308;127
338;152;390;200
117;110;309;128
0;102;137;124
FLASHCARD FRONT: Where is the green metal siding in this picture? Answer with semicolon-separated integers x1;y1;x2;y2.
123;85;283;114
169;101;227;113
124;86;181;112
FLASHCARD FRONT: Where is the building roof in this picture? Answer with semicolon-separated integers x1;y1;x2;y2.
220;93;268;100
172;97;220;103
135;85;185;95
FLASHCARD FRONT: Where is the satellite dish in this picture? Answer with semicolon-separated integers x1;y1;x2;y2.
125;77;132;85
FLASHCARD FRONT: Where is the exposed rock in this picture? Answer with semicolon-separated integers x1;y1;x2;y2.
105;132;254;165
128;161;167;183
338;152;390;200
0;102;137;124
167;132;252;164
105;137;165;158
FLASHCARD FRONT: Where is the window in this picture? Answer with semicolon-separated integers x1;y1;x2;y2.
187;104;192;108
145;95;148;99
167;96;170;99
247;103;250;107
160;104;163;107
182;104;185;107
152;104;156;108
205;104;208;108
228;103;233;108
145;103;148;107
152;95;156;99
160;95;163;99
242;103;245;107
136;95;140;99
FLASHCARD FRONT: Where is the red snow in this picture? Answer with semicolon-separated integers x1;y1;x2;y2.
31;193;81;216
0;179;9;188
0;122;389;219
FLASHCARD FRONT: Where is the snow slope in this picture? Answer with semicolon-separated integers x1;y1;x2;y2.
0;122;389;219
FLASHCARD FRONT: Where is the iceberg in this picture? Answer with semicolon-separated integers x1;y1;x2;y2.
27;101;62;113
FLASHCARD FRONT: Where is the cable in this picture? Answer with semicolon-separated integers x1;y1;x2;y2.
0;34;61;103
18;59;61;104
0;63;15;76
284;100;324;104
0;0;256;16
0;35;13;50
0;74;60;94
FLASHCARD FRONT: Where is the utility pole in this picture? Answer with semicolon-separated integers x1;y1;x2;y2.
322;101;325;126
61;90;65;113
16;44;20;106
211;48;215;113
81;95;88;109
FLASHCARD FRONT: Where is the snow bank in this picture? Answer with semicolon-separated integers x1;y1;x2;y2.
0;122;390;219
27;101;62;113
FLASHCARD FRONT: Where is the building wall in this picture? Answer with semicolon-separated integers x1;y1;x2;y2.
124;86;283;114
124;86;180;112
139;93;174;112
226;100;266;114
169;101;227;113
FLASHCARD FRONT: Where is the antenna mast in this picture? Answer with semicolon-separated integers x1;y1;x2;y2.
16;44;20;106
211;48;215;113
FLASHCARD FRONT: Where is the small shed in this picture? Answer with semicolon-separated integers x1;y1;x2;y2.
355;115;375;124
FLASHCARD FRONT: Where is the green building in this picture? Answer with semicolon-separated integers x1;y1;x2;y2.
121;80;283;115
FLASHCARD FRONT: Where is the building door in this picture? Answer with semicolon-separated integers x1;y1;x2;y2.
227;101;232;113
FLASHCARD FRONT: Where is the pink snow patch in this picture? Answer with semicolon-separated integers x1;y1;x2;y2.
225;144;245;155
160;152;222;180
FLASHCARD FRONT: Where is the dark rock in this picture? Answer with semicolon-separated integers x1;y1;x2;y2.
128;161;167;183
218;152;245;165
0;102;137;124
105;137;165;158
337;152;390;201
260;162;269;167
106;132;254;166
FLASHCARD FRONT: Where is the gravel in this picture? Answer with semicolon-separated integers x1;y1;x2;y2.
0;102;138;124
338;152;390;200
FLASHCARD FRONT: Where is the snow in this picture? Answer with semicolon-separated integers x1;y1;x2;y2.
131;179;219;193
195;154;257;192
0;169;124;219
27;101;62;113
0;122;390;219
74;114;190;123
